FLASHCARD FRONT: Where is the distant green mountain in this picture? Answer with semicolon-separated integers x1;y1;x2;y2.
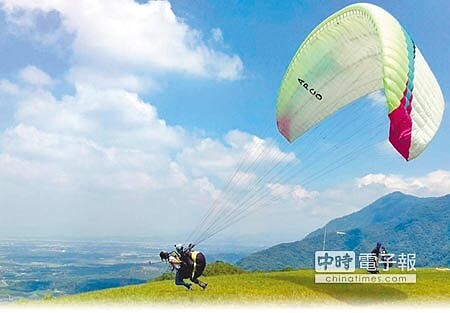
238;192;450;271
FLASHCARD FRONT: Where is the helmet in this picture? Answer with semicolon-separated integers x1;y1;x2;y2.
175;243;184;253
159;251;169;261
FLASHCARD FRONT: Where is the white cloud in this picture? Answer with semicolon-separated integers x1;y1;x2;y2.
0;79;19;95
13;85;187;150
176;130;295;182
1;74;449;240
231;171;257;187
4;68;447;240
69;67;152;94
0;85;194;193
224;130;296;164
0;153;69;185
357;170;450;196
0;61;292;238
243;136;296;165
15;90;94;134
246;169;450;241
0;63;447;241
192;177;220;199
93;170;157;191
1;1;448;243
2;0;244;87
267;183;318;201
19;65;53;86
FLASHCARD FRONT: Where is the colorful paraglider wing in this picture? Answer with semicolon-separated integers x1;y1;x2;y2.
276;3;444;161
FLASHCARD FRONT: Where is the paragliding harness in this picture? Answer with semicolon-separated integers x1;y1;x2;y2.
159;244;207;289
175;244;207;288
179;250;206;280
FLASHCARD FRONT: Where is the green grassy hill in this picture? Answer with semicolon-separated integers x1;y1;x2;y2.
41;268;450;305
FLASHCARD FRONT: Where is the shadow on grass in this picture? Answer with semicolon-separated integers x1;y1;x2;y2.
268;273;408;304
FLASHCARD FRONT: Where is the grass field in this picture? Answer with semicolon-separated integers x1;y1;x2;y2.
37;268;450;306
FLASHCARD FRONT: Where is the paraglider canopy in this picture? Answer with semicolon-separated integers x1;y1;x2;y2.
276;3;444;161
186;3;445;247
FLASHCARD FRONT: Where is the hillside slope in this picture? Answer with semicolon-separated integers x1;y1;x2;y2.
44;269;450;305
238;192;450;271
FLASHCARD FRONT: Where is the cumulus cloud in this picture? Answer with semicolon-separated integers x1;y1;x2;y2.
231;171;257;187
1;67;446;240
13;84;188;150
69;67;153;94
0;86;192;193
177;130;295;181
357;170;450;197
0;79;19;95
0;153;69;185
0;1;447;243
290;169;450;227
19;65;53;86
244;169;450;242
2;0;244;88
15;89;94;135
0;63;291;238
267;183;318;201
1;73;448;240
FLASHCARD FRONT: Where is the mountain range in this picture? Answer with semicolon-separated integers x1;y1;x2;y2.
238;192;450;271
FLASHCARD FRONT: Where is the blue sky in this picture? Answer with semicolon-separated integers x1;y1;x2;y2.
0;0;448;245
162;0;450;132
155;0;450;179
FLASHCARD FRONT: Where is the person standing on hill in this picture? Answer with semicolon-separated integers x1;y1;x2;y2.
368;242;382;274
